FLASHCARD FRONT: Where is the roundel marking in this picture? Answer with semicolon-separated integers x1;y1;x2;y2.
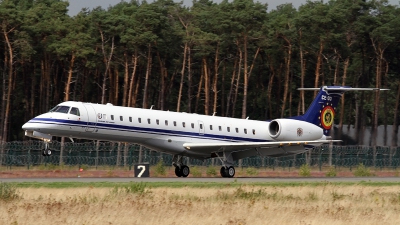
320;106;334;130
297;128;303;137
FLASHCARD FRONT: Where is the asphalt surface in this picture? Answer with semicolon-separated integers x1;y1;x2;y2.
1;177;400;183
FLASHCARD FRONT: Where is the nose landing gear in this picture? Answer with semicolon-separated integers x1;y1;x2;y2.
42;142;52;157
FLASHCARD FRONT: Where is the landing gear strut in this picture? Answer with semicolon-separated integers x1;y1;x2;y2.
42;142;52;157
172;155;190;177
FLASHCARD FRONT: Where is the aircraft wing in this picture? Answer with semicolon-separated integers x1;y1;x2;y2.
183;140;341;154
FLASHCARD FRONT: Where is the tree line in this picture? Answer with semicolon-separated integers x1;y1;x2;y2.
1;0;399;147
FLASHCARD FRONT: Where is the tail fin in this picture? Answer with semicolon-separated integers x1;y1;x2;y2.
295;86;389;136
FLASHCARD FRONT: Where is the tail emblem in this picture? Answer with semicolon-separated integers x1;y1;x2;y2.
320;105;334;130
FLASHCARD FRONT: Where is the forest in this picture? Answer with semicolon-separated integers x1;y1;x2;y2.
0;0;399;147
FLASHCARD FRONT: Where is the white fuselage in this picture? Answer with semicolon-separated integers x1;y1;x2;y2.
22;101;325;159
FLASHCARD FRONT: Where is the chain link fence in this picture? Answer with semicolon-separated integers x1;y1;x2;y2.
1;141;400;170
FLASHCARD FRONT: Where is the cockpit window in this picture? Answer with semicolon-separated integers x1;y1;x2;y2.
49;105;70;114
70;107;80;116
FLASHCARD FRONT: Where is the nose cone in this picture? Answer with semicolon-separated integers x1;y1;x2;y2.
22;121;35;130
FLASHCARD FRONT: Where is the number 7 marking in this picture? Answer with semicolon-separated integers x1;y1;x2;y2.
137;165;146;177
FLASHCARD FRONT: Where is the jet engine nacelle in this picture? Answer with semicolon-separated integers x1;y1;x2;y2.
268;119;323;141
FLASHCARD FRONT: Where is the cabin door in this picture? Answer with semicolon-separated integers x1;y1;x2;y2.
83;104;97;132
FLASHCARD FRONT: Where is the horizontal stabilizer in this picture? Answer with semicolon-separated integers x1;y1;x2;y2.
298;87;389;91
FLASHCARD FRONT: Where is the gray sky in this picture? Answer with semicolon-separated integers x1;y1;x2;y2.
67;0;400;16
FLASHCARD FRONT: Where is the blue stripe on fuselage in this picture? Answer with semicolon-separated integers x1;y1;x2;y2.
29;118;267;143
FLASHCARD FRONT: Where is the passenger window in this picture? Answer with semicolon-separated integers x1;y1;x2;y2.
252;129;256;135
70;107;80;116
227;127;230;132
165;120;168;126
138;118;142;123
182;122;186;128
148;119;151;124
111;115;114;120
156;119;159;125
129;117;132;122
244;129;247;134
120;116;123;121
210;125;213;130
173;121;177;126
200;124;203;129
235;128;239;133
191;123;194;129
219;126;222;131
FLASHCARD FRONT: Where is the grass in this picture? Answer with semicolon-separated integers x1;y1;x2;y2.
299;164;311;177
152;160;167;177
325;166;337;177
2;184;400;224
353;163;374;177
206;166;218;176
245;167;259;176
190;166;202;177
0;182;21;201
109;182;149;196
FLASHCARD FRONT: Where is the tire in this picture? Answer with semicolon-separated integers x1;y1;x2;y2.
46;149;52;156
181;165;190;177
227;166;235;178
175;166;183;177
42;149;47;156
220;167;227;177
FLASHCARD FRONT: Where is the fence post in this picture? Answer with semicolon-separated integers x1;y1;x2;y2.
129;148;132;171
272;158;275;171
78;148;81;170
319;153;322;171
7;150;9;170
27;149;30;170
334;154;337;169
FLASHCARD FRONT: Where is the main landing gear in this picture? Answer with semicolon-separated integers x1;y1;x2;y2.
216;151;235;178
172;153;236;178
220;166;235;178
172;155;190;177
42;142;52;157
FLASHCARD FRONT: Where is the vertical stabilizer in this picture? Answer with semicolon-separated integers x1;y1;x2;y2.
299;86;346;136
295;86;388;136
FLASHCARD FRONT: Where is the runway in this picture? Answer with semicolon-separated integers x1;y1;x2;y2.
1;177;400;183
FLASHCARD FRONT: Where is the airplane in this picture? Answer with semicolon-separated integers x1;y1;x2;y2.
21;86;388;178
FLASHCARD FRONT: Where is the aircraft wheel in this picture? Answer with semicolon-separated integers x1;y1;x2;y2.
46;149;52;156
227;166;235;178
181;165;190;177
220;166;227;177
42;149;47;156
175;166;183;177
